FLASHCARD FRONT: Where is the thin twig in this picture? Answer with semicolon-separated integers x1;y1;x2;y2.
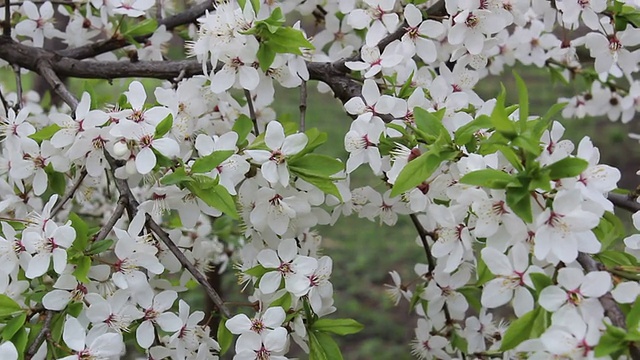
12;64;23;110
409;213;436;275
0;86;9;115
147;216;232;319
36;60;78;110
244;89;259;135
103;152;232;318
93;195;128;242
25;310;54;360
608;192;640;213
3;0;10;36
155;0;162;20
50;170;87;217
299;80;307;132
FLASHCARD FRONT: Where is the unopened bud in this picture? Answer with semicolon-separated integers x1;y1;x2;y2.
113;141;129;157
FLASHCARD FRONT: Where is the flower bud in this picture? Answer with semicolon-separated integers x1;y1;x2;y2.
113;141;129;157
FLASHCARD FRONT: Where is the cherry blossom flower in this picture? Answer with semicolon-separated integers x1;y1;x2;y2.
15;1;61;47
256;238;317;296
539;267;610;320
22;220;76;278
234;326;289;360
61;316;124;360
245;121;307;187
136;290;183;349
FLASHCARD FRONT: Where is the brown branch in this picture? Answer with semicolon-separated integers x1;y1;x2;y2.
3;0;10;36
608;193;640;213
577;253;640;359
57;0;215;59
244;89;259;135
409;213;436;275
12;64;23;110
51;170;87;217
36;60;78;110
25;310;54;360
103;152;232;319
93;195;128;243
299;80;307;132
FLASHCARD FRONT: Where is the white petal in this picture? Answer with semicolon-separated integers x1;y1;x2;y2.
136;320;155;349
265;121;285;150
481;279;512;308
281;133;308;156
43;290;72;310
156;312;182;332
63;316;86;352
135;147;156;174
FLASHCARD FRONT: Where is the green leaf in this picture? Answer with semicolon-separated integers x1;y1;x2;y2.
459;169;515;189
67;302;83;317
506;185;532;223
454;114;493;146
154;114;173;138
596;251;639;267
0;295;23;317
267;27;314;54
545;157;588;179
123;18;158;37
500;307;548;351
69;212;88;253
86;239;114;255
270;292;292;310
593;211;626;250
257;43;277;71
29;124;60;142
191;151;234;173
217;318;234;355
72;256;92;284
292;171;342;200
413;107;449;141
187;182;239;220
529;272;552;295
13;328;27;359
390;151;443;197
458;286;482;312
451;330;468;353
160;167;193;186
2;312;26;341
311;318;364;336
47;169;66;196
476;255;494;286
233;115;254;145
491;85;518;138
627;299;640;331
309;331;344;360
244;264;269;278
296;128;328;157
594;324;628;357
514;71;528;131
289;154;344;178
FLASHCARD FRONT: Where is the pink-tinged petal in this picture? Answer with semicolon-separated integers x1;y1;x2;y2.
361;79;380;106
481;247;512;276
0;342;18;360
43;290;72;310
344;97;367;115
259;271;282;294
226;314;252;334
136;320;155;349
263;307;285;328
265;121;285;150
513;287;534;318
261;161;279;185
33;169;48;196
539;286;567;311
210;68;236;94
557;267;584;291
263;327;287;352
257;249;281;269
135;147;156;174
26;253;51;279
52;248;68;274
238;66;260;91
281;133;307;156
153;290;177;311
156;312;182;332
404;4;422;27
39;1;53;18
63;316;86;352
152;138;179;158
89;333;123;357
278;239;298;263
126;81;147;110
581;271;611;297
481;278;512;308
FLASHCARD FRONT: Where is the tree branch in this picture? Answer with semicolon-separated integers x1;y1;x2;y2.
58;0;215;59
3;0;10;36
51;170;87;217
93;195;128;243
36;59;78;110
25;310;54;360
103;153;232;319
409;213;436;275
608;193;640;213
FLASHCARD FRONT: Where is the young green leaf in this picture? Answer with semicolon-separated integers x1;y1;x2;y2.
0;295;23;317
545;157;588;179
123;18;158;37
191;150;234;173
154;114;173;138
217;318;234;355
311;318;364;335
459;169;515;189
500;307;548;351
289;154;344;178
513;71;529;131
232;114;254;145
390;152;443;197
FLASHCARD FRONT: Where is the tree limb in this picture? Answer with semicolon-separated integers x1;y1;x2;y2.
36;59;79;110
93;195;128;243
58;0;215;59
25;310;54;360
608;193;640;213
51;170;87;217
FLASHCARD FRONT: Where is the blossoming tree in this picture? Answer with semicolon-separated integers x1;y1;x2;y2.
2;0;640;359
